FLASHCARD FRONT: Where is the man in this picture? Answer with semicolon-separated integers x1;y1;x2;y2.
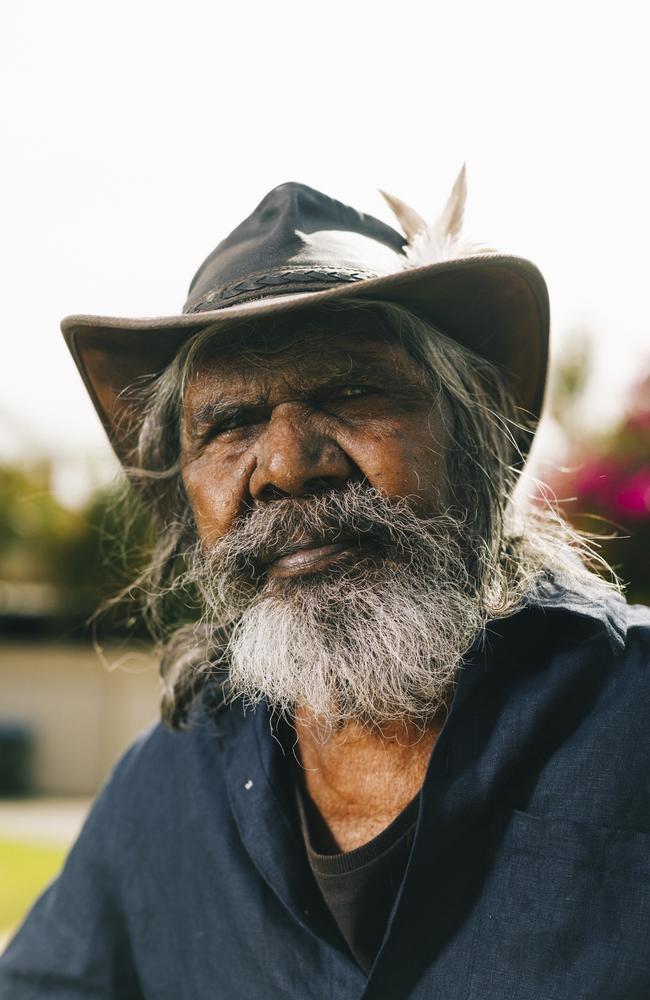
2;173;650;999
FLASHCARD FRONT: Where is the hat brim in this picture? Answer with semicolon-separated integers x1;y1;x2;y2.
62;253;549;465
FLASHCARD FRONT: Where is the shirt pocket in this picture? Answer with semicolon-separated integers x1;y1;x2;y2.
466;809;650;1000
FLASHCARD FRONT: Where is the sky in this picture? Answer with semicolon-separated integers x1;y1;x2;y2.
2;1;649;496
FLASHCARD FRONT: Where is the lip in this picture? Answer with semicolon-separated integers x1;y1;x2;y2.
266;539;356;578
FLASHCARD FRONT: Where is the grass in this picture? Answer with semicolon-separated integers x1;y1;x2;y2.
0;838;67;935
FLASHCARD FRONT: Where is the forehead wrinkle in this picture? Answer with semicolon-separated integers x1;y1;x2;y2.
193;318;418;374
189;336;422;395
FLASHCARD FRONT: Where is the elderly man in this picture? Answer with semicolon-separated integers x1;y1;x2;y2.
2;175;650;999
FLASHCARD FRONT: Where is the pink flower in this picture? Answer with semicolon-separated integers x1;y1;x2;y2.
574;459;618;507
614;470;650;519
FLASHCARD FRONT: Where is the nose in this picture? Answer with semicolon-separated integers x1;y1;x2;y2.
248;403;356;500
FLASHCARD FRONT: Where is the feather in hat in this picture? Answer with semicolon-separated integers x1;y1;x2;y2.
380;164;494;266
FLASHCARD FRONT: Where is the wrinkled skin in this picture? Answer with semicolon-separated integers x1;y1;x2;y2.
180;323;448;850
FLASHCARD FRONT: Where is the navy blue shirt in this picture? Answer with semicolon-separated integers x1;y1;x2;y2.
2;579;650;999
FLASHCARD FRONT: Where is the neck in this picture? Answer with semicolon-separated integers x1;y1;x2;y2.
294;707;445;852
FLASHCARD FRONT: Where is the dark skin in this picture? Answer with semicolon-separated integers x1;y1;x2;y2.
181;322;448;851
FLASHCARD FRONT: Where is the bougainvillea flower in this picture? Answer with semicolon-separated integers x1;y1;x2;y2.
614;470;650;519
574;459;619;508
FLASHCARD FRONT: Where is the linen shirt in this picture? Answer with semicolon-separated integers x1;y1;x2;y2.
2;578;650;999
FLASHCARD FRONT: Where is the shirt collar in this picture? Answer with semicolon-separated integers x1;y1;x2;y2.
524;570;627;653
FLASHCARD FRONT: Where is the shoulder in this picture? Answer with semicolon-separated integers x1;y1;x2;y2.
623;601;650;647
504;592;650;829
606;600;650;722
575;593;650;709
511;583;650;762
112;700;229;785
529;573;650;675
608;599;650;690
566;597;650;821
111;707;224;783
85;703;235;854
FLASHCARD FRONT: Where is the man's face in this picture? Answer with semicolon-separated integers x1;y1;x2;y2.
181;324;446;555
176;316;485;728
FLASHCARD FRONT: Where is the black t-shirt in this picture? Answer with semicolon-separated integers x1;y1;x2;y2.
295;779;419;975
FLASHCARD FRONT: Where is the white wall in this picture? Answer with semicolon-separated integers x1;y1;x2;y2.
0;642;161;795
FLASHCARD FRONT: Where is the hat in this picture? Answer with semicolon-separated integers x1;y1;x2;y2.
62;168;549;463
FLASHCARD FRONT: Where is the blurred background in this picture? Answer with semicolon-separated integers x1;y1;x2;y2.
1;0;649;948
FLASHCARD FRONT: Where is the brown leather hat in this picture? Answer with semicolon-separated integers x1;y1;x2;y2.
62;172;549;463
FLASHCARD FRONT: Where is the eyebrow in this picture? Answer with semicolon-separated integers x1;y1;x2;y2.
187;395;268;437
184;359;421;437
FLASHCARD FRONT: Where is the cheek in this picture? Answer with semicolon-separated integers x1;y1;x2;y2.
341;415;447;503
182;453;254;545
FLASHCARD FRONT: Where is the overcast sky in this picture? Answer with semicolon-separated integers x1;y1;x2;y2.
2;1;649;483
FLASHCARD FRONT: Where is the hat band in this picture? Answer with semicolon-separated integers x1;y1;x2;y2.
184;265;380;314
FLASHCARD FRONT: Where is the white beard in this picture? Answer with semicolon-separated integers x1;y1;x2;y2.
189;484;487;730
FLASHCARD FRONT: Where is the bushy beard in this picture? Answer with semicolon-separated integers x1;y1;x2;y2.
187;483;488;730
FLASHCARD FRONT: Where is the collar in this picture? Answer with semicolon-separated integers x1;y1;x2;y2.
522;571;627;654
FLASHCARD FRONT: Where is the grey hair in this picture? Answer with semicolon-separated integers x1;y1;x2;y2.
116;299;617;727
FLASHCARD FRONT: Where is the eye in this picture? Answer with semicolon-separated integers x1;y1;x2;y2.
321;385;382;420
208;412;266;441
333;385;375;399
216;415;247;433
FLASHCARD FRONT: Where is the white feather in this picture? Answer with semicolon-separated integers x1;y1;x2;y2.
380;164;494;267
377;189;427;242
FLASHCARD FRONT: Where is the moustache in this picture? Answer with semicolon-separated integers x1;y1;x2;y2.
203;482;457;582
